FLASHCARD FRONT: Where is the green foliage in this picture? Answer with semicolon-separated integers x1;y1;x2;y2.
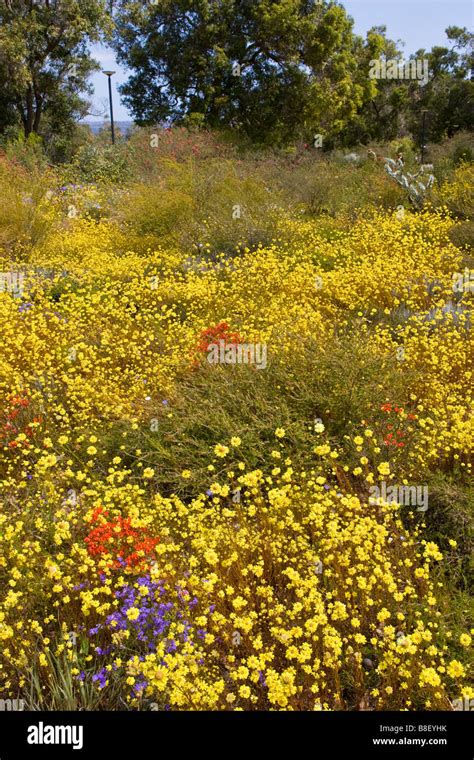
114;330;412;499
0;0;111;138
412;26;474;142
0;131;49;172
429;132;474;178
266;155;406;217
421;473;474;590
0;150;57;258
0;3;471;153
112;0;363;144
24;644;117;710
61;142;132;184
112;153;284;254
448;222;474;251
344;25;473;149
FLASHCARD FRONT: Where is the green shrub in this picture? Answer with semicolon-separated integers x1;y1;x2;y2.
107;329;414;499
0;153;58;259
62;143;131;185
422;473;474;590
0;131;49;172
112;157;283;255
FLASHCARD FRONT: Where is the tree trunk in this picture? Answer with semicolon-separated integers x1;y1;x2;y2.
33;87;43;133
24;84;34;136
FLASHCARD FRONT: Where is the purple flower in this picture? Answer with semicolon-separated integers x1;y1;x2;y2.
95;646;112;656
86;574;205;675
92;668;108;689
133;678;148;695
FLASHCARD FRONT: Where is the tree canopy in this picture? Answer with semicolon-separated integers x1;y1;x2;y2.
0;1;471;150
112;0;366;144
0;0;111;137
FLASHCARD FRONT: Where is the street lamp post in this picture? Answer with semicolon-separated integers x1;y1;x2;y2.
103;70;116;145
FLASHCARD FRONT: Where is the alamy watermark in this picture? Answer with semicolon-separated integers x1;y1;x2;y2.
0;698;25;711
207;339;267;370
452;697;474;711
369;481;428;512
0;271;25;298
369;58;429;86
452;269;474;293
27;722;83;750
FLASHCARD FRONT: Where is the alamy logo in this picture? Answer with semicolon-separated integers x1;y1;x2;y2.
207;339;267;370
452;269;474;293
0;698;24;710
27;722;83;750
452;697;474;711
0;271;25;298
369;481;428;512
369;58;429;86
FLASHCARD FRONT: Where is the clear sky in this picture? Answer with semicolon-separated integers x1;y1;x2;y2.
86;0;473;122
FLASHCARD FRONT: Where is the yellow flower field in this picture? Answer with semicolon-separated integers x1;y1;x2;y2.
0;148;472;711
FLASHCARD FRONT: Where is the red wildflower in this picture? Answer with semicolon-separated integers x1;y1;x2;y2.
196;321;244;353
85;507;159;571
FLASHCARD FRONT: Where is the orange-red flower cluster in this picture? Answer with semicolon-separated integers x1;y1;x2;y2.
196;321;244;353
380;403;417;448
1;393;42;449
85;507;159;570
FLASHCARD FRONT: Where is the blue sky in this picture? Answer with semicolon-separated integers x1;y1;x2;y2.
86;0;473;122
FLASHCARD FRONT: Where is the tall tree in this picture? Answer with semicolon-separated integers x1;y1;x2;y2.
112;0;364;144
346;25;473;147
0;0;111;136
409;27;474;141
